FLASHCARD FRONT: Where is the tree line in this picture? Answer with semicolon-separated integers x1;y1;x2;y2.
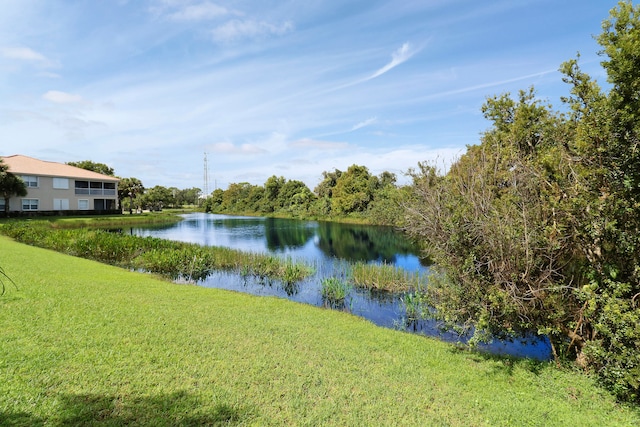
202;164;406;225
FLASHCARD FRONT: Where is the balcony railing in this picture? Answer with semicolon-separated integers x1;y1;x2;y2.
75;189;116;196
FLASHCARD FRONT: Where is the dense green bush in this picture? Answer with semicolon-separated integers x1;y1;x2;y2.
403;1;640;403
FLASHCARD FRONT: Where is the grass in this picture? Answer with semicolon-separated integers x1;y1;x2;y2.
321;277;352;306
1;213;423;292
1;237;639;426
0;210;186;228
351;261;425;292
402;291;428;321
0;221;314;284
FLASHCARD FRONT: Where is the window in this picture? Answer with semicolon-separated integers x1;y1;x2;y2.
104;182;116;196
75;180;89;195
78;199;89;210
22;199;38;211
90;181;102;195
75;180;117;196
21;175;38;188
0;199;4;211
53;178;69;189
53;199;69;210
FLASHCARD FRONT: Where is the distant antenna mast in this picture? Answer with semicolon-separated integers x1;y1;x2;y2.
203;152;210;197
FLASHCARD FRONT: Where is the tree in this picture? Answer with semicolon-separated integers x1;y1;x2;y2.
557;1;640;402
0;159;27;215
277;180;315;215
118;177;145;213
143;185;173;211
205;188;224;212
313;169;342;216
262;175;286;212
314;169;342;198
405;88;578;347
221;182;253;212
67;160;115;176
403;1;640;403
176;187;202;207
331;165;375;214
367;171;403;227
377;171;396;188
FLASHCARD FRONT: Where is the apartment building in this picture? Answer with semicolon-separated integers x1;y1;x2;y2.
1;155;119;213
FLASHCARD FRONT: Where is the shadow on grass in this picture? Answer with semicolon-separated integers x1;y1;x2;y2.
1;390;253;426
448;344;549;376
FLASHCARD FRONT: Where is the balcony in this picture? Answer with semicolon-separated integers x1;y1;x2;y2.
74;180;116;197
75;189;117;196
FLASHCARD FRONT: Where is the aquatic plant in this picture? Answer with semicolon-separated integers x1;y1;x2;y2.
321;277;351;305
0;221;314;285
350;261;424;292
402;291;428;321
282;261;312;285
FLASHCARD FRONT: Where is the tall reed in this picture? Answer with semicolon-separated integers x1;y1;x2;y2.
350;261;424;292
0;222;314;284
321;277;351;306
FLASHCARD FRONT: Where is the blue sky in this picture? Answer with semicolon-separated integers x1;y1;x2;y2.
0;0;619;191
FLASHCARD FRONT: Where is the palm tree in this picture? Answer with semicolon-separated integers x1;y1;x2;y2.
117;177;145;214
0;158;28;216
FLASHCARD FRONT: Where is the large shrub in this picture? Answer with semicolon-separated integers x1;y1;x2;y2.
404;1;640;403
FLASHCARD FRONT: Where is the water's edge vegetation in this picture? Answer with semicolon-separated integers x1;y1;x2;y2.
1;220;313;285
0;218;424;293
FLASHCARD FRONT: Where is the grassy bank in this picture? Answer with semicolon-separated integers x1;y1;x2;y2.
1;220;422;292
1;221;313;284
1;237;638;426
0;210;186;228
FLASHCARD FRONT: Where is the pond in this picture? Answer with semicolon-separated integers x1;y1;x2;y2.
130;213;551;360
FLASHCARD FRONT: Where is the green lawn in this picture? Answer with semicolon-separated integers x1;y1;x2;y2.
0;210;185;228
0;236;638;426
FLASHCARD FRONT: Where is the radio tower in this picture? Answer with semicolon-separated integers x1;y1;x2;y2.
203;152;210;198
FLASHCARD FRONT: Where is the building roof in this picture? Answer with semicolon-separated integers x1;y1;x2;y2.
1;155;119;182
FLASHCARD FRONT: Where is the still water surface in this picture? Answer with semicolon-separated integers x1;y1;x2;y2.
131;213;551;360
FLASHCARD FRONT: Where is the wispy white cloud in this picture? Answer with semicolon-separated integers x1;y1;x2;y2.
36;71;62;79
1;46;48;62
418;67;560;102
209;141;267;155
290;138;349;150
369;42;418;80
328;42;420;92
351;117;377;131
149;1;292;43
211;20;294;43
166;2;232;21
42;90;85;104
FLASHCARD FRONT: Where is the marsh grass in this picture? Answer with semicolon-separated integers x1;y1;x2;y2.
1;219;424;293
321;277;352;306
1;221;314;284
351;261;424;292
402;291;428;321
1;236;639;425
